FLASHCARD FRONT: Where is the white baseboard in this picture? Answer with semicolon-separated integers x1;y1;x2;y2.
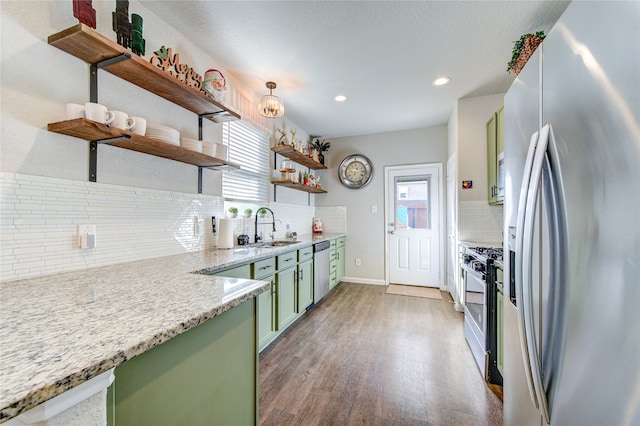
340;276;386;286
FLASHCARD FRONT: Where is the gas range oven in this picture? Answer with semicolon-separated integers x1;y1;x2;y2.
459;245;503;381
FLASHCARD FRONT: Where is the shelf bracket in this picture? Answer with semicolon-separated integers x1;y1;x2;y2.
198;167;203;194
88;135;132;182
90;53;132;103
273;151;278;202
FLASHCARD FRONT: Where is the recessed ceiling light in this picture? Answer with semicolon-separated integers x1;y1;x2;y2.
432;77;451;86
334;95;347;102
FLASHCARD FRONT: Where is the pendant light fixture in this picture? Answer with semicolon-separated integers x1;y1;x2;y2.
258;81;284;118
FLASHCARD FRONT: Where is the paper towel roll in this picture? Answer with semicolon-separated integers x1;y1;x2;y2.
218;218;234;249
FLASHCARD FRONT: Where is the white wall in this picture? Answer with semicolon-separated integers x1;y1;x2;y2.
451;94;504;244
0;1;330;282
0;0;249;194
316;126;448;284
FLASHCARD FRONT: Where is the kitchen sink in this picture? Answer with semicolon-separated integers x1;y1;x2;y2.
250;240;298;248
266;240;298;246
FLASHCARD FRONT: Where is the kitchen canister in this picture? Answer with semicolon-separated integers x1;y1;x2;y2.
217;218;234;249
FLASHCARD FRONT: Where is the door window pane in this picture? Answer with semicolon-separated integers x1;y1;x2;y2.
395;176;430;230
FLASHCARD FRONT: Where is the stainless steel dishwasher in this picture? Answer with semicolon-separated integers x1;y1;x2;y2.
313;240;331;303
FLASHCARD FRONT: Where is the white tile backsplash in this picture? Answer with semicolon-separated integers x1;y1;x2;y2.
314;206;348;234
1;173;349;281
458;200;503;244
0;173;225;282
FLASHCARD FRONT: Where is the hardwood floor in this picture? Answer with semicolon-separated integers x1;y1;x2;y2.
259;283;503;426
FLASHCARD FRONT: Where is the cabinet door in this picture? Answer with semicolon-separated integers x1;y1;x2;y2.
486;112;498;204
336;238;346;283
497;288;504;375
496;105;505;204
258;275;276;351
297;259;313;312
277;267;297;331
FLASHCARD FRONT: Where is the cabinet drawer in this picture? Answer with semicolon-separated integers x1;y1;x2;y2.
277;251;297;270
336;237;345;248
252;257;275;279
330;271;337;289
330;259;337;272
298;247;313;262
330;239;337;249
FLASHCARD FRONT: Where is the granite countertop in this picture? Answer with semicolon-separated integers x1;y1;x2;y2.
0;233;344;422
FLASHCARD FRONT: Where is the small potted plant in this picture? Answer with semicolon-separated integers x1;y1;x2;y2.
243;208;253;218
311;138;331;165
507;30;546;75
227;207;238;218
257;208;268;218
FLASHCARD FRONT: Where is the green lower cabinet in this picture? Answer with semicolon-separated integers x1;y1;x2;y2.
257;275;276;351
329;240;338;290
497;287;504;375
297;259;313;312
107;299;257;426
277;266;297;331
336;240;345;283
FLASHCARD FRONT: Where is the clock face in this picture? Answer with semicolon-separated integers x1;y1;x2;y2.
339;155;373;188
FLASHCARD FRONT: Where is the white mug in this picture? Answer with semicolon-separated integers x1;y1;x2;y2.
130;116;146;135
84;103;115;125
66;103;85;119
110;110;135;131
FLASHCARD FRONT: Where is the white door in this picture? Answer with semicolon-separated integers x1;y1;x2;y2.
386;164;442;287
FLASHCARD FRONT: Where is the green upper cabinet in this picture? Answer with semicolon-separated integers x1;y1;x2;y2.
487;105;505;205
496;105;505;204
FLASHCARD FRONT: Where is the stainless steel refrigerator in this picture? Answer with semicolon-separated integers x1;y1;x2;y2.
503;1;640;425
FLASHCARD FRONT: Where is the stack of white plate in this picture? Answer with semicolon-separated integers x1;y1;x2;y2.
202;141;228;160
180;137;203;153
146;124;180;146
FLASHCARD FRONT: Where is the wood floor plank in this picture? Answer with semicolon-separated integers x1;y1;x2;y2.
259;283;503;425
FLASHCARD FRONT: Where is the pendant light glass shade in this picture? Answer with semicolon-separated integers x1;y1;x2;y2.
259;81;284;118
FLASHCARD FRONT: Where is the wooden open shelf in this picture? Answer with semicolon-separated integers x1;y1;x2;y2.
271;146;327;170
271;181;327;194
48;24;240;123
48;119;239;169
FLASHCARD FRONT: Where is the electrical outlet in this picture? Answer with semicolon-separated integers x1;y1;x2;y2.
355;257;362;267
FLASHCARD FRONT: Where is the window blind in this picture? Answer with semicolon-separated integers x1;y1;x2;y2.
222;120;270;202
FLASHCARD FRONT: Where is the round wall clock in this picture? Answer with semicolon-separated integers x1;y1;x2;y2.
338;154;373;188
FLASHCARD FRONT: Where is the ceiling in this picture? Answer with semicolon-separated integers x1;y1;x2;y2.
141;1;570;138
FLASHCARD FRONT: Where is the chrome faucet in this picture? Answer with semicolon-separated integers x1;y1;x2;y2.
255;207;276;243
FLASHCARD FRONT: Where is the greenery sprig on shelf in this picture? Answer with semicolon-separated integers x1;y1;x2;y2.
507;30;546;73
311;138;331;153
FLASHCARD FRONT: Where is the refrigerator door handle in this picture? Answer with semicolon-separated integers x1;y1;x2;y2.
515;130;540;409
523;124;552;424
